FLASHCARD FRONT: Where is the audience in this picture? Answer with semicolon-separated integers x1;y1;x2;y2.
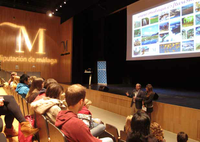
78;98;106;137
127;110;155;142
143;84;155;119
11;76;20;89
55;84;113;142
124;115;133;134
31;83;66;123
16;74;30;98
0;95;39;137
33;78;58;102
150;122;165;142
177;132;188;142
8;72;17;86
2;75;192;142
26;78;44;103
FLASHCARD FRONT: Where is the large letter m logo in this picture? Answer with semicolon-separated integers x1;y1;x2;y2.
0;22;46;54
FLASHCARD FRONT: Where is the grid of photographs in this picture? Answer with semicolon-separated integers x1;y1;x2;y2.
132;0;200;57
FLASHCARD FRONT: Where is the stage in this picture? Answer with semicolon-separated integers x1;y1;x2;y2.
83;84;200;109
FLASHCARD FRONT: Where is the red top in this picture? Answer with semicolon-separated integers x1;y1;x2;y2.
78;106;92;115
55;110;101;142
33;93;46;102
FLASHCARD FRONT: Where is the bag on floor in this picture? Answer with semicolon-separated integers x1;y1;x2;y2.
18;115;35;142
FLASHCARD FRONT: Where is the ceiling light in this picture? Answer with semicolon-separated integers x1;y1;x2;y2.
56;9;58;11
60;5;62;7
64;1;66;4
48;13;52;17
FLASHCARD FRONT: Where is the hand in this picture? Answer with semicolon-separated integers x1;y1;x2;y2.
133;96;136;101
0;97;4;106
126;92;129;96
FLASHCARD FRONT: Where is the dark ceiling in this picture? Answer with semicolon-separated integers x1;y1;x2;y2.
0;0;138;23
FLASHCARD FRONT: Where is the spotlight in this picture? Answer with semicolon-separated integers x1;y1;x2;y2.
47;10;53;17
56;9;58;11
60;5;62;7
49;13;52;17
52;12;54;14
64;1;66;4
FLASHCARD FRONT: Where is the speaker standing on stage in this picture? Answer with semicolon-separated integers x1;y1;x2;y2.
143;84;155;119
126;83;144;114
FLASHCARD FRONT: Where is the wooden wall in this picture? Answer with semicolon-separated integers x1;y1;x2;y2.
60;84;200;141
0;6;73;82
58;18;73;83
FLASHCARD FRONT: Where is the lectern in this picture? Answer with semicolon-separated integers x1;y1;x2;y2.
84;68;92;86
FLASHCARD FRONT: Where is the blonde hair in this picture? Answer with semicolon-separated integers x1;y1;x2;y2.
125;115;133;134
84;99;92;108
150;122;164;142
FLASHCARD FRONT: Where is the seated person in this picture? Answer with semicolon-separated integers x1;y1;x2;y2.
177;132;188;142
124;115;133;134
10;76;20;89
150;122;165;142
127;110;156;142
78;99;105;137
26;78;44;103
16;74;30;98
55;84;113;142
0;95;38;137
31;83;66;123
8;72;17;86
33;78;58;102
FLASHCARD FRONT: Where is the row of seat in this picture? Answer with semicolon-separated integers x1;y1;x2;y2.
3;86;67;142
3;86;128;142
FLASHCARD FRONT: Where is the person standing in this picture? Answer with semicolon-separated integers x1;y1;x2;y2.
126;83;144;114
143;84;155;119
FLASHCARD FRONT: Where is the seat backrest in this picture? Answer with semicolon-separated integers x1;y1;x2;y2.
18;95;25;116
120;130;127;142
106;124;119;142
47;120;67;142
22;98;29;116
35;113;49;142
99;130;116;142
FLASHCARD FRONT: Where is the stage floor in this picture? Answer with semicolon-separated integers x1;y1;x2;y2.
84;84;200;109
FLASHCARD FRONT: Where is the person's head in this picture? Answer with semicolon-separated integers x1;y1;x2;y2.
177;132;188;142
150;122;164;142
46;83;64;99
131;111;150;136
146;84;153;92
84;99;92;109
20;74;29;85
13;76;20;84
136;83;141;91
65;84;86;111
29;78;44;92
11;72;17;80
125;115;133;134
44;78;58;89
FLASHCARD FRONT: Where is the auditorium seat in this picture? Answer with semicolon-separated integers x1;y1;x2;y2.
99;130;116;142
22;98;29;116
19;95;25;116
35;113;49;142
106;124;119;142
119;130;127;142
47;120;67;142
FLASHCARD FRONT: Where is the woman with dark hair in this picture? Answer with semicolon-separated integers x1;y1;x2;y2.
33;78;58;102
31;83;67;123
0;95;39;137
127;111;151;142
143;84;155;119
16;74;30;98
26;78;44;103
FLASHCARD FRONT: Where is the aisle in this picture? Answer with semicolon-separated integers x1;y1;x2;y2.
0;87;18;142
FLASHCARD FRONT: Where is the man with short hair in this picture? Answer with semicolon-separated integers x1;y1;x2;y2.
55;84;113;142
177;132;188;142
16;74;30;98
126;83;144;114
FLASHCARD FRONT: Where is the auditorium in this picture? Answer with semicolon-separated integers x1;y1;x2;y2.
0;0;199;141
